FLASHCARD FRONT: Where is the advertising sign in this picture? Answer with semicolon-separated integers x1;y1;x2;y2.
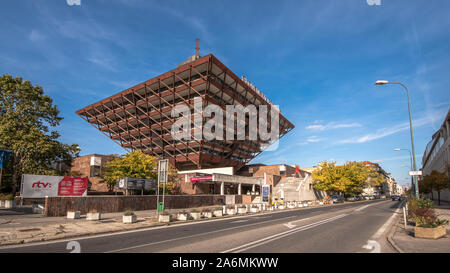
262;184;271;203
117;177;157;191
0;150;12;168
21;174;88;198
190;176;213;182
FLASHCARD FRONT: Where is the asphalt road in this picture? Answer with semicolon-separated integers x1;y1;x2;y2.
0;199;402;253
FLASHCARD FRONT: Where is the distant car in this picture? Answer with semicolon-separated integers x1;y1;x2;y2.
346;196;356;202
374;195;381;199
355;195;363;201
392;195;400;201
331;195;344;203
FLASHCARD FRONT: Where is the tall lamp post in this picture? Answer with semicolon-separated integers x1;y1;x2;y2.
375;80;419;197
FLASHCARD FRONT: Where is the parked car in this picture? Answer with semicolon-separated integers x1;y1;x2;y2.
331;195;344;203
392;195;400;201
355;195;363;201
346;196;356;202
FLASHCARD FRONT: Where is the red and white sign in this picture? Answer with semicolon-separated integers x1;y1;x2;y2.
21;174;88;198
190;176;213;182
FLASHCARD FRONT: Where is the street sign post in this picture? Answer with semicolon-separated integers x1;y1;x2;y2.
157;159;169;217
262;184;270;204
0;150;12;188
408;170;422;176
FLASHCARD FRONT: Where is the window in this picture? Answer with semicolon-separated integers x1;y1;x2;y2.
90;165;101;177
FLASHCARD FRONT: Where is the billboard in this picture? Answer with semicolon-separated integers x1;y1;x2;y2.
117;177;157;191
21;174;88;198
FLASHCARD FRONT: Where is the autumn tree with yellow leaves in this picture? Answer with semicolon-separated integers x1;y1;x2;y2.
312;161;384;197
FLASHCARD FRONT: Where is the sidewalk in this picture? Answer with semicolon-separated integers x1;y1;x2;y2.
390;201;450;253
0;206;222;246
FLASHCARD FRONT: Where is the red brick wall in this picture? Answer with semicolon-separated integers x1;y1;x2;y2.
70;154;116;192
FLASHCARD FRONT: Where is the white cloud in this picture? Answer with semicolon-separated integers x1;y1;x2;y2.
29;30;44;42
298;136;325;145
335;108;448;144
305;122;361;131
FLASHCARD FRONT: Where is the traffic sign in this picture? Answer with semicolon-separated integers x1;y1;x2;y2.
409;171;422;176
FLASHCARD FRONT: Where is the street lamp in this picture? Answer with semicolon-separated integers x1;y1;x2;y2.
376;80;419;198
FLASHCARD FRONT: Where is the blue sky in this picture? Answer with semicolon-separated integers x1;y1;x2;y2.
1;0;450;186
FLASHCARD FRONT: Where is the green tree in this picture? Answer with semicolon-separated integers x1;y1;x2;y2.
0;74;79;194
312;161;371;197
423;170;450;205
101;150;179;193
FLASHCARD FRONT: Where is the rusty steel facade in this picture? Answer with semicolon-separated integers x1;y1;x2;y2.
76;54;294;170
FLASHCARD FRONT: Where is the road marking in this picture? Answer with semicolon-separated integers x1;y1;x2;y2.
222;214;348;253
372;207;400;239
363;240;380;253
104;215;299;253
0;201;382;251
283;217;311;229
231;220;249;223
361;204;400;253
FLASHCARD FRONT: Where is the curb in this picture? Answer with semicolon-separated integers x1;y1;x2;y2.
386;207;405;253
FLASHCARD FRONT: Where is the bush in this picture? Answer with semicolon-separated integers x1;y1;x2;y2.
88;209;98;214
123;210;135;216
201;208;211;213
409;198;448;228
190;209;199;213
214;207;223;211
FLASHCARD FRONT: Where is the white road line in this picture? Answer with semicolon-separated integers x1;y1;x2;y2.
222;214;348;253
231;220;249;223
104;215;299;253
283;217;311;229
372;207;400;239
361;204;401;253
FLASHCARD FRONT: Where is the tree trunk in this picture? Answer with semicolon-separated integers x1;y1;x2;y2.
438;191;441;206
11;153;21;196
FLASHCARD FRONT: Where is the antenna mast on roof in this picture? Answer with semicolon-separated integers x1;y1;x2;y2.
195;38;200;58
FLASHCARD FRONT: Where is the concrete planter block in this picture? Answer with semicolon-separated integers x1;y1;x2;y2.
0;200;4;208
237;207;247;214
226;209;236;215
278;205;285;210
202;212;213;218
190;212;201;220
414;225;446;239
298;203;303;208
307;201;312;205
123;215;137;224
319;202;324;205
177;213;188;221
32;204;44;214
213;210;223;217
4;200;16;209
287;203;296;209
87;212;101;221
250;207;259;213
158;214;172;223
67;211;80;219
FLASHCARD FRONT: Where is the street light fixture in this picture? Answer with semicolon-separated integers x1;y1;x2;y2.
376;80;419;197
